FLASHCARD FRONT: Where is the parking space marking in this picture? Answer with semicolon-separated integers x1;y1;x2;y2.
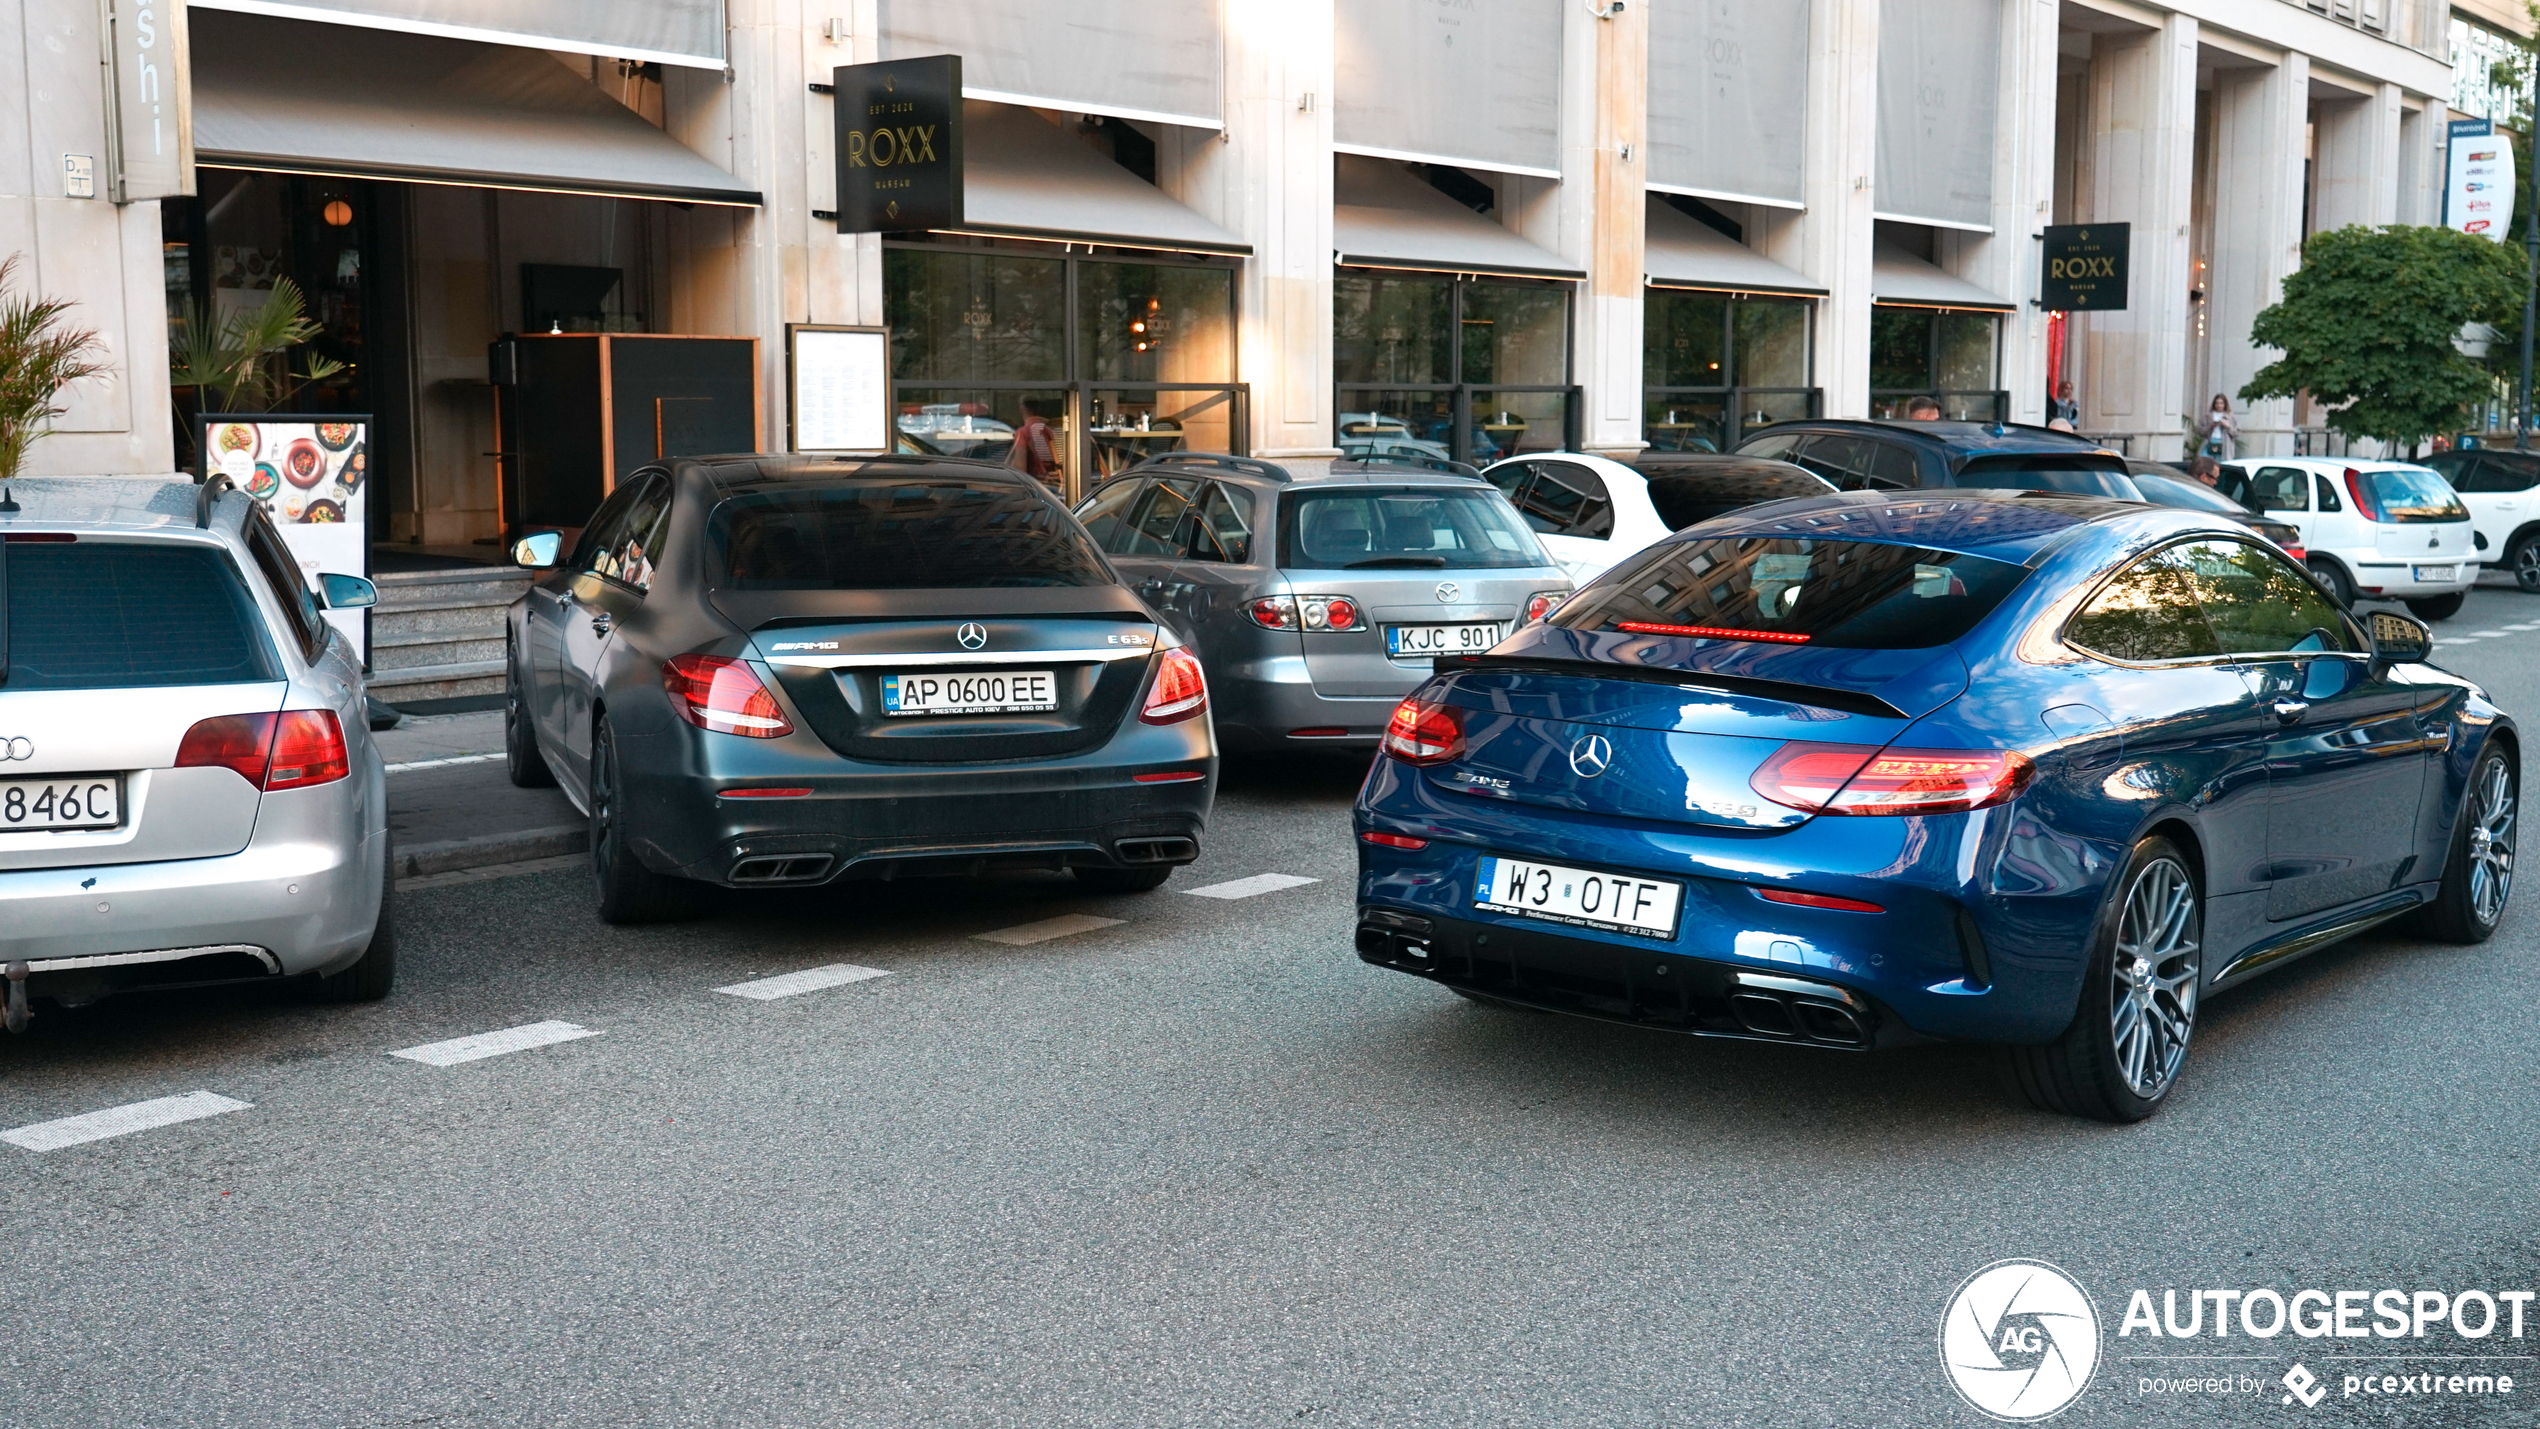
390;1020;602;1066
715;963;892;1000
2505;623;2540;632
384;752;505;775
2470;630;2512;638
974;913;1125;945
2439;638;2477;647
1184;872;1320;900
2;1091;251;1152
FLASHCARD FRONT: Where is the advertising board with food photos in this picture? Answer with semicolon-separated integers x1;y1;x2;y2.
201;414;371;659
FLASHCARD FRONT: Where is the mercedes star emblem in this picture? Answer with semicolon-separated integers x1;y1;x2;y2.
0;736;28;762
1435;581;1461;603
1568;734;1613;778
956;622;988;650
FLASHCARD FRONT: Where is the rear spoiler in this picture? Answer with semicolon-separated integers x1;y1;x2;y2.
1429;652;1909;721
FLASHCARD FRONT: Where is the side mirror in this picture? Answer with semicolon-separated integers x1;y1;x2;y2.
514;530;563;568
318;573;377;610
2366;609;2433;666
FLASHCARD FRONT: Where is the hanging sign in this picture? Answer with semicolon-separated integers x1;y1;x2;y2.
201;415;372;657
101;0;194;202
2446;118;2513;243
788;326;892;453
2040;224;2129;311
830;55;963;233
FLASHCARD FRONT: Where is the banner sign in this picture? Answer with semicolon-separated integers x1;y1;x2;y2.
202;414;372;657
788;326;892;453
2040;224;2129;311
2446;118;2513;242
101;0;194;202
831;55;963;233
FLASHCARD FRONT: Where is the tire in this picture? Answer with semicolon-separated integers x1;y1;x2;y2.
1072;863;1174;894
311;838;397;1003
2511;533;2540;593
2420;741;2518;944
506;646;557;789
590;716;709;925
2405;592;2465;622
2009;836;2202;1123
2307;558;2355;608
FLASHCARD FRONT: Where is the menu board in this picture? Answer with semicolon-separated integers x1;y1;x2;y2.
203;414;371;658
789;326;891;453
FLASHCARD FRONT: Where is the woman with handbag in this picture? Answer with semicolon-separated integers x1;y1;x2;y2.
2197;394;2239;461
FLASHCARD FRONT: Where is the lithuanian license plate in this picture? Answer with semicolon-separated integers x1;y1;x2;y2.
2414;564;2459;582
0;775;122;832
882;670;1058;716
1474;853;1683;939
1387;622;1504;657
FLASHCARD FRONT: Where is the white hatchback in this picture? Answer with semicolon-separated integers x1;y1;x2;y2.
1474;452;1673;585
2213;458;2479;620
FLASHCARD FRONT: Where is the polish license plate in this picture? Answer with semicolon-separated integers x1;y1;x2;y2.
1387;622;1505;657
882;670;1058;716
1474;853;1684;939
2414;564;2459;582
0;775;122;832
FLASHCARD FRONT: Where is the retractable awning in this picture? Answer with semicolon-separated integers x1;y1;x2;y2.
947;103;1248;255
190;11;759;206
1333;155;1581;280
1871;242;2015;311
1643;197;1825;296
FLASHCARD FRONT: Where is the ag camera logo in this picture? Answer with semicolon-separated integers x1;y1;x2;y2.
1941;1260;2103;1421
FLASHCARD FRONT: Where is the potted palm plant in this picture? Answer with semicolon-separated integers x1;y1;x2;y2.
0;254;109;482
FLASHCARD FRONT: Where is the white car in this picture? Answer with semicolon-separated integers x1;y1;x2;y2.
2417;448;2540;591
2213;458;2479;620
1478;451;1836;586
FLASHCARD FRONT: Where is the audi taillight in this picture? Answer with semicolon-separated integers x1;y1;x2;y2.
1749;742;2034;817
175;709;348;790
1141;647;1208;724
664;655;793;737
2344;468;2387;523
1382;697;1463;765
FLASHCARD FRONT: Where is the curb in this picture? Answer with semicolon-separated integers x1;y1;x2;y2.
397;824;587;878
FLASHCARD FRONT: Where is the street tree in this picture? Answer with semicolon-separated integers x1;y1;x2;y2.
2240;224;2526;452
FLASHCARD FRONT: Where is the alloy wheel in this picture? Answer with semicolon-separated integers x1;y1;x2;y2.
2469;755;2517;928
2518;541;2540;593
2110;856;2199;1099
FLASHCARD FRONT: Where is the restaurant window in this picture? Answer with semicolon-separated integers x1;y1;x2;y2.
1868;306;2006;421
1642;289;1820;452
1335;272;1576;466
885;243;1243;502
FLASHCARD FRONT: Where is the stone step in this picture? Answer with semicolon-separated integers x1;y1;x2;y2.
373;568;532;610
373;635;503;672
372;603;510;640
367;657;506;703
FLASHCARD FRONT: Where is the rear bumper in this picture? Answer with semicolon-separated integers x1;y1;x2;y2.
1210;656;1412;751
2327;551;2479;597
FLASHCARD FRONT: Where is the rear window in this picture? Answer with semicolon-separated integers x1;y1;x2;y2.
1550;535;2031;650
2132;472;2255;517
3;540;279;690
2366;467;2470;523
1280;487;1551;570
1951;454;2138;499
708;481;1115;589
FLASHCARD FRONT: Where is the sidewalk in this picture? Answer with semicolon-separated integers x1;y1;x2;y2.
378;711;585;879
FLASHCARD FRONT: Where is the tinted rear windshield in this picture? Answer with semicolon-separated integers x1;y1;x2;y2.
2367;467;2469;522
1280;487;1550;570
3;540;279;690
1951;454;2138;499
1551;536;2031;650
709;481;1114;589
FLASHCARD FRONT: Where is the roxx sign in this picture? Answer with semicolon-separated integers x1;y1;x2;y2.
2041;223;2131;311
830;55;963;234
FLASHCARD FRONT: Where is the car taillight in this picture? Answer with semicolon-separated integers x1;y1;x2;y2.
2344;467;2386;523
1360;830;1429;849
1525;589;1568;623
1615;620;1809;645
1754;887;1885;914
175;710;347;790
1140;647;1208;724
1313;596;1360;631
1749;742;2034;817
663;655;793;737
2282;543;2307;561
1247;597;1298;630
1382;697;1463;764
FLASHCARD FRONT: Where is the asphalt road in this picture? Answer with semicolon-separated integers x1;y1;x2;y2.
6;585;2540;1427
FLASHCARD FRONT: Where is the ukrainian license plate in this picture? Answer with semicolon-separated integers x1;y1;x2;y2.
0;775;122;832
2414;564;2459;582
1387;622;1504;657
1474;853;1684;939
882;670;1058;716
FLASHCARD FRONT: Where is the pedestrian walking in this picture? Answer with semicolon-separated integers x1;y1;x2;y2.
2197;394;2239;461
2048;379;2079;427
1009;399;1063;490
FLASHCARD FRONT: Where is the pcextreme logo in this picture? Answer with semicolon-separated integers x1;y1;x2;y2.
1941;1260;2103;1421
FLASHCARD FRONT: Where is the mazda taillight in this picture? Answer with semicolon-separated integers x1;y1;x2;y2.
1749;742;2034;816
664;655;793;737
1251;594;1362;631
1141;647;1208;724
1525;589;1567;623
2344;467;2387;523
1247;597;1298;630
1382;697;1463;765
175;709;348;790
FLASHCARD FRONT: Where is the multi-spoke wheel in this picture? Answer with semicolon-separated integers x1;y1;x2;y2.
2510;534;2540;594
2010;835;2202;1122
590;715;710;925
2424;742;2518;944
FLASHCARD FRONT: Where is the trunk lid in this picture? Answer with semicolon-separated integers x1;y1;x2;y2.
0;683;286;870
1289;568;1547;698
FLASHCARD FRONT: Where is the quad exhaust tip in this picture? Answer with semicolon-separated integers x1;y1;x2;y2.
729;853;836;885
1115;837;1197;865
1729;979;1868;1046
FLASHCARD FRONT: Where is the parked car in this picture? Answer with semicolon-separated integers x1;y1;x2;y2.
1074;453;1570;753
1732;419;2143;498
1333;453;1487;481
1478;451;1833;585
2213;458;2478;620
2123;464;2306;559
0;477;394;1030
2418;447;2540;591
1355;489;2516;1122
506;455;1216;923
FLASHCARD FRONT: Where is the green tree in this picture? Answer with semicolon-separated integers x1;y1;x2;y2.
169;278;346;414
2240;225;2526;451
0;253;110;482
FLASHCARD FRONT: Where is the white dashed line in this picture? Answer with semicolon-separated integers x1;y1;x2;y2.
383;752;505;774
2470;630;2512;638
390;1020;602;1066
715;963;892;1000
2;1091;251;1152
974;913;1125;945
2505;623;2540;632
2438;638;2476;647
1184;872;1320;900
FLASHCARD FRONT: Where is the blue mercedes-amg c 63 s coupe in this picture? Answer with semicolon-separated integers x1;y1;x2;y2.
1353;490;2518;1121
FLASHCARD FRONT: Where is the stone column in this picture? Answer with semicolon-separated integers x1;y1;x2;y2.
2312;80;2403;233
2205;52;2308;458
2077;11;2196;460
1770;0;1880;420
1939;0;2060;426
